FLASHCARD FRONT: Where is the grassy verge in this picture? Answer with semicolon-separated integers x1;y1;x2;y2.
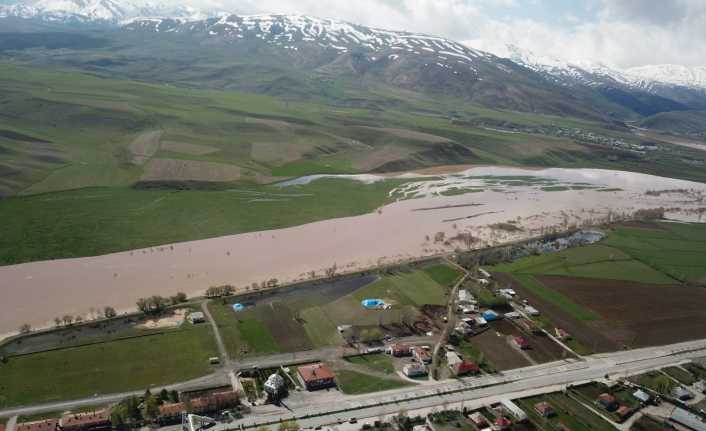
334;370;411;395
0;323;218;408
344;354;395;375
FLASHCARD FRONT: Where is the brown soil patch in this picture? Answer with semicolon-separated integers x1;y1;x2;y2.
615;221;666;230
129;130;162;165
364;127;452;143
161;141;220;156
537;275;706;349
141;158;241;182
493;272;619;353
468;320;531;370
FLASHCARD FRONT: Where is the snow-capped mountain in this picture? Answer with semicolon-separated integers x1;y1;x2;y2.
124;13;494;70
0;0;207;24
502;44;706;92
625;64;706;91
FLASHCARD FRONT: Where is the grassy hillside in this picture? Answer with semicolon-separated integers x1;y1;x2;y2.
1;62;706;264
640;110;706;137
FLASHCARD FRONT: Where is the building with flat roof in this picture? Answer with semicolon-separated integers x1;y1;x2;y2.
16;419;58;431
298;363;336;390
670;407;706;431
403;363;427;377
188;312;205;324
60;410;110;431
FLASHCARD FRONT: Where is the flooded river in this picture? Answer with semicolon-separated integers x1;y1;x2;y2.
1;166;705;337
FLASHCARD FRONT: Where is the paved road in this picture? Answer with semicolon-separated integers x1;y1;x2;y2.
218;338;706;430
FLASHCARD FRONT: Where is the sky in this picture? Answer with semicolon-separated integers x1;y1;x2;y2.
172;0;706;69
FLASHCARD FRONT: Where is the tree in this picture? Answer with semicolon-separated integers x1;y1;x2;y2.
104;306;117;318
169;389;180;403
74;316;83;324
158;388;169;403
136;298;149;314
19;323;31;334
325;263;338;279
142;392;160;421
54;317;62;328
62;315;73;326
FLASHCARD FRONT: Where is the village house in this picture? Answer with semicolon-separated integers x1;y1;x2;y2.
388;343;411;357
413;346;432;364
616;405;633;422
494;417;512;430
452;361;480;376
403;363;427;377
190;390;240;414
597;393;618;411
633;389;651;404
468;413;489;428
298;363;336;390
16;419;58;431
534;402;556;418
60;410;111;431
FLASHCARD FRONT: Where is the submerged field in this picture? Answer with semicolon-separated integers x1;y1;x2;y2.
492;222;706;352
209;265;457;357
0;320;218;408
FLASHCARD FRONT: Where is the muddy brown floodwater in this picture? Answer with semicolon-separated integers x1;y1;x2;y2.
1;167;706;338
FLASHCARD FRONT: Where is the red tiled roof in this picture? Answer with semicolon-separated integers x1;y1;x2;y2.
390;343;410;354
60;410;110;429
514;336;529;347
617;405;631;417
1;423;6;431
495;417;512;428
534;402;554;415
298;363;335;383
190;390;239;412
159;403;185;417
16;419;58;431
453;361;480;375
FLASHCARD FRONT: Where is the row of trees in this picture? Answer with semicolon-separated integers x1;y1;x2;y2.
136;292;187;315
48;306;117;330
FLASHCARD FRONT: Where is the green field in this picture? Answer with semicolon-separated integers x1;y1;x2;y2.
0;323;218;408
422;264;463;286
510;274;600;321
493;223;706;286
334;370;411;395
344;353;395;375
208;268;452;357
492;243;676;285
0;178;401;265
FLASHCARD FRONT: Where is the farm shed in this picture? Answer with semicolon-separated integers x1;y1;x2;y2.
514;336;530;350
446;351;463;367
633;389;651;403
524;305;540;316
597;393;618;411
494;417;512;430
500;399;528;422
232;303;245;312
670;407;706;431
672;386;694;401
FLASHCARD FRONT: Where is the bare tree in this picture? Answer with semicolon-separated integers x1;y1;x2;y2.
19;323;31;334
325;263;338;279
62;315;74;326
104;306;117;318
